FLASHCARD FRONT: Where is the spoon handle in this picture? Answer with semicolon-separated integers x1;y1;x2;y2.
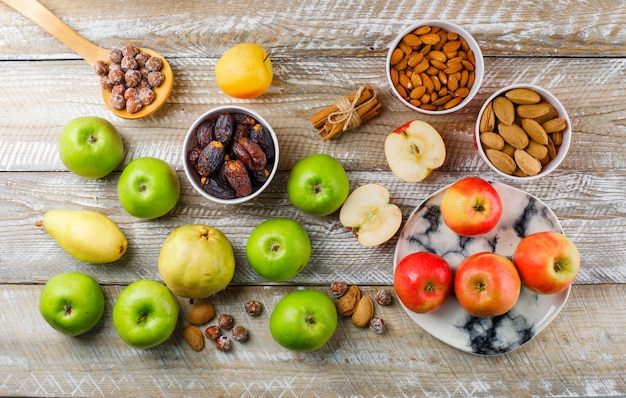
1;0;108;66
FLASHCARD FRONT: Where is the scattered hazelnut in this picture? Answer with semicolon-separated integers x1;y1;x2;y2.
204;325;221;340
215;335;232;352
369;317;386;334
245;300;263;316
375;289;393;306
231;326;248;342
218;313;234;330
330;281;348;298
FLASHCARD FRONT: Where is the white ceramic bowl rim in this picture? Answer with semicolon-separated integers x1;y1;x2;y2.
474;84;571;180
182;105;280;204
386;19;484;115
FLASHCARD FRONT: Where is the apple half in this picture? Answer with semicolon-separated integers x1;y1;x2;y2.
339;183;402;247
384;120;446;182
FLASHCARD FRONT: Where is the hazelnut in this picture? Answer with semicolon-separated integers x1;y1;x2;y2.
204;325;221;340
215;335;232;352
369;317;386;334
231;326;248;342
218;314;234;330
330;281;348;298
375;289;393;306
245;300;263;316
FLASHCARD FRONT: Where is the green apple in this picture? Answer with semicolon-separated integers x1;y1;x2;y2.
246;218;311;282
58;116;124;179
269;289;338;352
112;280;179;349
287;153;350;216
117;157;180;219
39;272;105;336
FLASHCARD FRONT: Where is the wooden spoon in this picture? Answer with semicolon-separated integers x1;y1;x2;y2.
1;0;173;119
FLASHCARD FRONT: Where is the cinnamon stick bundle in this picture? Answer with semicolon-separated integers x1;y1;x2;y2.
310;85;382;141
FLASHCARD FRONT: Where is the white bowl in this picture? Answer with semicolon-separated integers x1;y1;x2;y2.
182;106;279;204
386;20;484;115
474;84;571;180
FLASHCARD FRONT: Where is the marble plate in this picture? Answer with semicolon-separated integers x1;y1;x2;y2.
394;181;570;355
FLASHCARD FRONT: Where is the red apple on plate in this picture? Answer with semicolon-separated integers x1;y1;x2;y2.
513;231;580;294
454;252;521;317
394;252;453;314
384;120;446;182
339;183;403;247
440;177;502;237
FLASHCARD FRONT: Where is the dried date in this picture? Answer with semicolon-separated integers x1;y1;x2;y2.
214;113;235;146
224;159;252;197
201;178;237;200
196;141;225;177
232;137;266;171
195;120;215;148
249;123;275;160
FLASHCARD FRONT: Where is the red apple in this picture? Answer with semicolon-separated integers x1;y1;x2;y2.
440;177;502;236
394;252;453;314
513;231;580;294
454;252;521;317
384;120;446;182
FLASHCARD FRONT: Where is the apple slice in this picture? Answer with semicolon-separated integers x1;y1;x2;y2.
384;120;446;182
339;183;402;247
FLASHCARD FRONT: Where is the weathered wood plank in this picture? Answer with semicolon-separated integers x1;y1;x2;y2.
1;0;625;59
0;284;624;397
0;57;625;172
1;170;624;285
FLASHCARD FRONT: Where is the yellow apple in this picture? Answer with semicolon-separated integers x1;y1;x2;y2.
215;43;273;99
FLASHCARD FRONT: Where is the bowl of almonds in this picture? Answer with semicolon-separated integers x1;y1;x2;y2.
387;20;484;114
183;106;279;204
475;84;571;179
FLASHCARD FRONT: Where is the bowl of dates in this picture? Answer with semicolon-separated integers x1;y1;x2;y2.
183;106;279;204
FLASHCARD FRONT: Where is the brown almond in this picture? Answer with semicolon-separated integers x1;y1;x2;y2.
443;40;461;52
521;118;549;145
182;325;204;352
444;96;462;110
485;149;516;175
516;103;552;119
525;140;549;160
505;88;541;105
512;168;529;177
188;301;216;326
498;123;529;149
414;25;431;35
514;149;542;176
551;131;563;145
402;33;422;47
420;33;441;45
533;104;558;124
336;285;361;316
480;132;505;150
502;143;516;157
390;48;404;65
407;52;424;68
351;295;374;328
542;117;567;133
479;102;496;133
492;96;516;126
547;136;557;159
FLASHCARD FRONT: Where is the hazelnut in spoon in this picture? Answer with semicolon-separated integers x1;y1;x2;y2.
1;0;173;119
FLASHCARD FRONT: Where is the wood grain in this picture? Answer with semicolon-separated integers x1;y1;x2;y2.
0;0;625;396
0;284;624;397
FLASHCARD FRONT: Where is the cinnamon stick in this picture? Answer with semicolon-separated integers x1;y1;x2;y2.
310;85;381;141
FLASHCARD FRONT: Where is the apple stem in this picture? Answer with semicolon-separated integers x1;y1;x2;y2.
554;260;565;273
63;303;73;316
87;135;98;144
306;315;315;325
137;313;148;325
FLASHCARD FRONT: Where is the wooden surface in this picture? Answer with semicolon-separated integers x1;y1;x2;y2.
0;0;624;396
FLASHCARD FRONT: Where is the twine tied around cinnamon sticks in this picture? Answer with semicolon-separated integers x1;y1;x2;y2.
310;85;382;141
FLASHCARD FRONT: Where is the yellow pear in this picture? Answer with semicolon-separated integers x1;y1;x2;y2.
158;224;235;299
37;210;128;263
